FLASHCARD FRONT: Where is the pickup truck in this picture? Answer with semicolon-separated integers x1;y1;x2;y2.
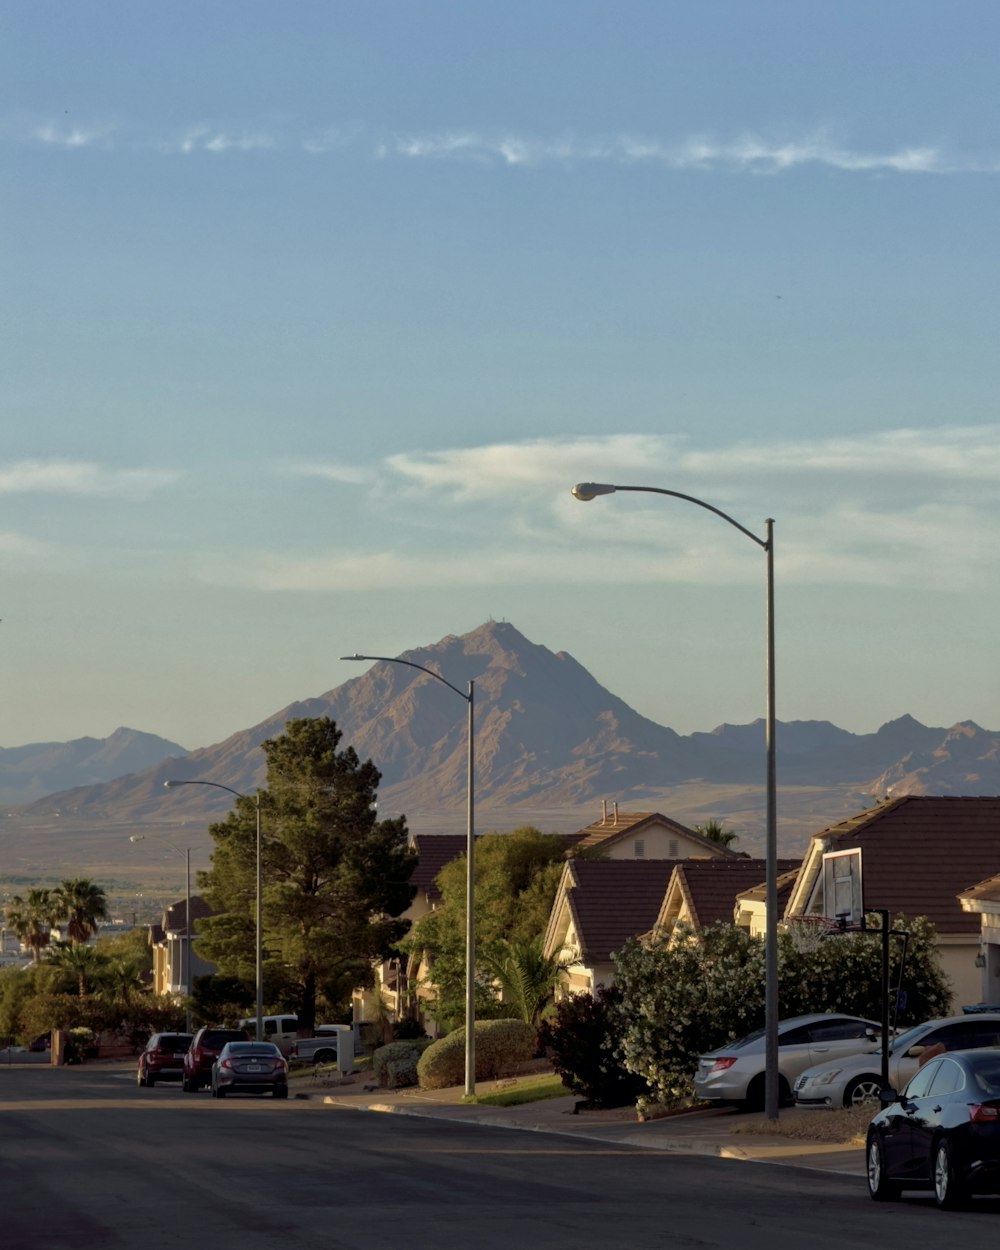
288;1025;352;1068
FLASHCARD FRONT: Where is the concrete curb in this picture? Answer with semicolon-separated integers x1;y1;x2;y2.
323;1095;865;1176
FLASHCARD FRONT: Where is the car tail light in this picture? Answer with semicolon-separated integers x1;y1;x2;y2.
969;1103;1000;1123
219;1058;236;1071
710;1058;738;1073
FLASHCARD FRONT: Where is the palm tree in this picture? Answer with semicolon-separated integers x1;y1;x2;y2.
5;888;57;964
694;819;740;849
46;941;108;998
54;879;109;944
481;936;565;1028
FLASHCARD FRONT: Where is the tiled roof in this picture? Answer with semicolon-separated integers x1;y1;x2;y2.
736;868;801;909
805;795;1000;935
565;859;678;963
409;834;470;904
570;809;738;858
672;859;802;929
958;872;1000;905
162;895;213;936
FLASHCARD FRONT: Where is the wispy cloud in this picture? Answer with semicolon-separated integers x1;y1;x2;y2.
171;126;277;154
32;121;115;149
287;460;373;486
10;116;999;175
389;130;954;174
0;460;178;499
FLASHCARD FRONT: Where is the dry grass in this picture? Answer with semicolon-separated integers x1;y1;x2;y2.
732;1104;873;1145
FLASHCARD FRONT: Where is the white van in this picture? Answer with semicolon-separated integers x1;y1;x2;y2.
239;1014;300;1054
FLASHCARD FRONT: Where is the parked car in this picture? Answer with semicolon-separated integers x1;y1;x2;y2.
182;1026;250;1092
28;1032;50;1053
866;1047;1000;1207
137;1032;194;1087
237;1014;300;1055
693;1013;882;1109
210;1041;289;1099
795;1012;1000;1109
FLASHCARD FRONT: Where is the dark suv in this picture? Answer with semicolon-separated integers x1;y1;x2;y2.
137;1032;194;1086
183;1027;249;1092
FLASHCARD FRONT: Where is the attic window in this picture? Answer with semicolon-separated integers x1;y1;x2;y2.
669;838;679;857
633;839;645;859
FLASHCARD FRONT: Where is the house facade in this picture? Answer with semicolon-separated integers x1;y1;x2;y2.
149;895;215;1000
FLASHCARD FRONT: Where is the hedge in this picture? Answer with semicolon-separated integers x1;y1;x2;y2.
417;1019;536;1090
372;1039;434;1089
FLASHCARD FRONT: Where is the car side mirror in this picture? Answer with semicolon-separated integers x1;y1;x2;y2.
879;1087;898;1108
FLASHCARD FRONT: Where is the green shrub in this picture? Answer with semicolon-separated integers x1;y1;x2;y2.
372;1039;434;1089
539;985;649;1109
417;1018;536;1090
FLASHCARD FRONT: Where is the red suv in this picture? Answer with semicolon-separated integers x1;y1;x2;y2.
182;1027;249;1092
137;1032;194;1087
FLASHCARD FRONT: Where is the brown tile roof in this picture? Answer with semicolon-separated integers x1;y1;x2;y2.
570;809;738;858
565;859;678;963
409;834;469;904
736;868;801;911
808;795;1000;935
162;895;213;936
674;859;802;928
958;873;1000;905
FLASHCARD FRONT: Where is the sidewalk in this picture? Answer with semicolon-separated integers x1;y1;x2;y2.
316;1072;867;1177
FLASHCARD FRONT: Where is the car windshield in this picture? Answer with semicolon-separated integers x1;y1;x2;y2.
888;1024;932;1055
155;1035;193;1052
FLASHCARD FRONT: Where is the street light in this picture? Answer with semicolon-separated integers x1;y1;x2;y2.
571;481;780;1122
342;652;477;1099
129;834;193;1032
164;779;263;1044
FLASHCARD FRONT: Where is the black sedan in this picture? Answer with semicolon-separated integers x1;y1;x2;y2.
210;1041;289;1099
866;1047;1000;1208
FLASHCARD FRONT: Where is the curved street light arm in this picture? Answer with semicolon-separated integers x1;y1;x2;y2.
571;482;769;551
341;654;470;703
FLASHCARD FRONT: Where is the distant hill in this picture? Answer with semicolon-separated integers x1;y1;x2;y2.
0;727;188;807
6;621;1000;845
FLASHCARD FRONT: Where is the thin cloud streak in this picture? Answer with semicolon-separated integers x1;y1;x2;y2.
0;460;178;499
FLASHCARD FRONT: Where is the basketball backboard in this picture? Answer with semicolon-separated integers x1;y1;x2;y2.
822;847;864;928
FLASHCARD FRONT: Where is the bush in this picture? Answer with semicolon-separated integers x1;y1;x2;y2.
372;1039;434;1089
539;985;648;1109
417;1018;536;1090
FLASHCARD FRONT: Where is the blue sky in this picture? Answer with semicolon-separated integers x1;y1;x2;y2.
3;2;999;750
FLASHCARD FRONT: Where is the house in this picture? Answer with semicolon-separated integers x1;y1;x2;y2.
734;868;802;938
958;874;1000;1006
651;858;801;941
784;795;1000;1010
544;859;680;995
542;806;747;995
148;895;215;1000
568;802;741;861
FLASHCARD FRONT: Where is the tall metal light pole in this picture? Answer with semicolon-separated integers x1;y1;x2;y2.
342;652;477;1098
129;834;193;1032
571;481;780;1122
164;779;264;1043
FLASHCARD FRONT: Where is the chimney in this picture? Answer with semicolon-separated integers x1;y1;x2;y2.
600;799;608;825
613;801;619;824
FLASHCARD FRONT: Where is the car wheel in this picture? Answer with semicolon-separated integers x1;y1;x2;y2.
934;1138;967;1210
845;1075;882;1108
741;1074;791;1112
136;1069;147;1088
182;1075;197;1093
273;1085;288;1099
866;1132;901;1201
146;1076;156;1088
215;1085;226;1099
314;1049;336;1064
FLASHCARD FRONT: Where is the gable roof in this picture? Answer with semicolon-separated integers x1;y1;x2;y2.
409;834;469;905
655;858;801;933
161;895;213;937
786;795;1000;935
569;808;740;858
550;858;679;964
736;867;802;911
958;873;1000;907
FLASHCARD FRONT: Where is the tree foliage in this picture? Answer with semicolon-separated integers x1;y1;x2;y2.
196;718;417;1029
539;984;649;1108
406;827;567;1032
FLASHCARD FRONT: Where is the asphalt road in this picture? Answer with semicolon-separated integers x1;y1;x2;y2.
2;1065;998;1249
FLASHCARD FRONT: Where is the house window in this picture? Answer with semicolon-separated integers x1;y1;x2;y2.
633;839;645;858
669;839;679;857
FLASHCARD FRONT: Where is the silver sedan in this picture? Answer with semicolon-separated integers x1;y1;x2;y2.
210;1041;289;1099
794;1011;1000;1108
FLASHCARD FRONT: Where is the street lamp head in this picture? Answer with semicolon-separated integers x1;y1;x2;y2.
164;780;178;789
571;482;618;501
128;835;144;843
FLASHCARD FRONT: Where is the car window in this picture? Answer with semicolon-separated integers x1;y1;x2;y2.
160;1035;193;1053
779;1025;814;1046
903;1060;941;1099
928;1059;965;1096
280;1017;297;1032
808;1019;873;1042
969;1060;1000;1096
